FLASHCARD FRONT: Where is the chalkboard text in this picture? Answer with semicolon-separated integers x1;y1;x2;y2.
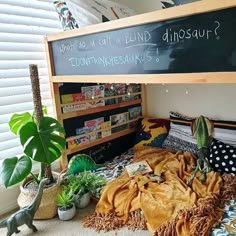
68;53;157;67
162;21;221;43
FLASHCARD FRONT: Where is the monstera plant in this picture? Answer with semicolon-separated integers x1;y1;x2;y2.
0;65;66;188
187;115;214;185
0;112;65;188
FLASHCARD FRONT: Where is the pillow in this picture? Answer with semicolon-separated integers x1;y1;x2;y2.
212;119;236;147
65;0;136;27
162;111;198;153
54;1;79;31
208;139;236;175
134;117;170;150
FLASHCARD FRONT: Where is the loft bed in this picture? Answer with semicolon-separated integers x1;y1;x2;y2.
45;0;236;235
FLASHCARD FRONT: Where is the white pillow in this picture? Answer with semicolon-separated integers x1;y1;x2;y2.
65;0;136;27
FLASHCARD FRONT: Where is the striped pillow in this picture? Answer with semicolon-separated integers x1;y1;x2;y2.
213;119;236;147
162;112;198;154
162;111;236;154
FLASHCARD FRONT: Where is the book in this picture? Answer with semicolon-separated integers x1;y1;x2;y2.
86;99;105;109
72;93;85;102
125;160;153;177
84;117;104;132
61;94;73;104
110;112;129;126
101;121;111;138
81;85;105;100
128;106;142;120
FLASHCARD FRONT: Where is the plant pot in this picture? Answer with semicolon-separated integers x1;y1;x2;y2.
58;203;76;221
17;174;62;219
74;192;90;209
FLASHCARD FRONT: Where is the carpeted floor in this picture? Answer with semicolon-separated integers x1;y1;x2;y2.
0;203;149;236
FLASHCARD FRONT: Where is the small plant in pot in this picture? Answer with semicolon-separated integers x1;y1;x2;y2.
56;190;76;221
0;65;66;219
65;172;106;209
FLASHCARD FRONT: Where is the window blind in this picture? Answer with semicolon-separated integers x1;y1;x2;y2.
0;0;62;163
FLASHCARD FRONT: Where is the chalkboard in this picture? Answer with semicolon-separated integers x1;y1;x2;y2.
51;7;236;75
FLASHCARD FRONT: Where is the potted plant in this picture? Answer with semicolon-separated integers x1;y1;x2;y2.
56;190;76;221
0;65;66;219
65;172;106;209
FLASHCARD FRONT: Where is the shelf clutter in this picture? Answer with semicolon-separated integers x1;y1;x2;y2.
49;82;144;169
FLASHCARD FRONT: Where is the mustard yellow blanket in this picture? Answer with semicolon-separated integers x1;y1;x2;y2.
83;148;236;236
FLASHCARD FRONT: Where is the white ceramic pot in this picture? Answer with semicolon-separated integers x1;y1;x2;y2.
74;192;91;209
58;203;76;221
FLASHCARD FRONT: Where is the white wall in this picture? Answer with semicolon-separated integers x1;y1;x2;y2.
112;0;162;13
147;84;236;120
113;0;236;121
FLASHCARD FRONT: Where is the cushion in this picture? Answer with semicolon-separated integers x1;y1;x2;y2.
134;117;170;150
162;111;198;153
212;119;236;147
208;139;236;175
65;0;136;27
54;1;79;31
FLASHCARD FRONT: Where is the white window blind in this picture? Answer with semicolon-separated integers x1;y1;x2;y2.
0;0;62;163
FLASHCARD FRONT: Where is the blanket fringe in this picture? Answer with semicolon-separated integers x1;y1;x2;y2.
153;174;236;236
153;218;178;236
127;209;147;231
83;212;124;232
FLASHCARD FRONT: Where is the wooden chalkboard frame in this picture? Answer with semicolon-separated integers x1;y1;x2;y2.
45;0;236;84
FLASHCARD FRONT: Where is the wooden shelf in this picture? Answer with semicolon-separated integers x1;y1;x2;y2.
52;72;236;84
62;99;142;119
65;128;136;155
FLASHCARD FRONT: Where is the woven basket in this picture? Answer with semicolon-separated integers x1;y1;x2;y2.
17;174;62;220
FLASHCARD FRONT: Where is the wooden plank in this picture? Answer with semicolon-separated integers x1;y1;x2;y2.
62;99;142;119
46;0;236;42
141;84;147;116
66;128;136;155
51;72;236;84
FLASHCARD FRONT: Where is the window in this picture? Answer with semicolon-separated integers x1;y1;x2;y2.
0;0;62;167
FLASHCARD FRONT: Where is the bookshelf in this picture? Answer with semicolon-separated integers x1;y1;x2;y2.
47;82;144;170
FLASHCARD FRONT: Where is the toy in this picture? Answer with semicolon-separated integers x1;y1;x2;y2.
65;154;103;176
0;179;48;236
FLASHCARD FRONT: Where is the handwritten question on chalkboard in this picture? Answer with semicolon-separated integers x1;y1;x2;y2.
60;21;221;54
58;21;221;68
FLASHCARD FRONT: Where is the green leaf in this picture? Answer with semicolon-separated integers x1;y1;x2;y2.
0;156;32;188
19;117;66;165
8;112;33;135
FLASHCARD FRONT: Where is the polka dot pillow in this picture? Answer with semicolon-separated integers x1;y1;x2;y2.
208;139;236;175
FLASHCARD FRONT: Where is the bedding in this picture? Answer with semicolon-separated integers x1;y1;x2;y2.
134;117;170;150
208;139;236;175
162;111;198;153
84;147;236;235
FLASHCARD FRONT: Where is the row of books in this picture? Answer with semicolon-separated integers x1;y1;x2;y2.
67;106;142;149
61;85;105;113
61;84;141;113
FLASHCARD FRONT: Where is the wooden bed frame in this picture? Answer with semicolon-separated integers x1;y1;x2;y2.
45;0;236;169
